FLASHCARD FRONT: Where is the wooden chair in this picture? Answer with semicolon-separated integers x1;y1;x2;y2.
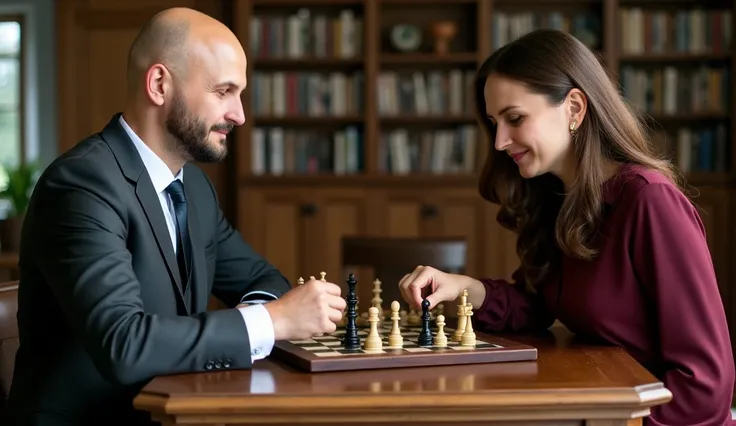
0;280;18;413
341;237;467;312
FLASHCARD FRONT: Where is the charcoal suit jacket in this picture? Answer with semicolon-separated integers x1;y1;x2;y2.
4;114;291;426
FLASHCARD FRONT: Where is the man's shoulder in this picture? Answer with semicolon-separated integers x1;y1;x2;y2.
44;133;117;179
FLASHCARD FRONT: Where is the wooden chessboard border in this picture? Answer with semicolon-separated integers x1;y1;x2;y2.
271;326;538;373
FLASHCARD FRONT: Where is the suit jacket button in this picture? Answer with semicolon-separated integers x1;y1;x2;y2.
205;361;214;370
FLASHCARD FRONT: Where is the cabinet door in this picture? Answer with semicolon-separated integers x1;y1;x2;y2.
370;188;519;282
238;187;371;286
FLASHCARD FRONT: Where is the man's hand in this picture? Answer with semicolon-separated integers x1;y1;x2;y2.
264;278;346;341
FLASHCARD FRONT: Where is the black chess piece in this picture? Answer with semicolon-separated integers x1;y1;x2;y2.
342;272;360;350
417;298;434;346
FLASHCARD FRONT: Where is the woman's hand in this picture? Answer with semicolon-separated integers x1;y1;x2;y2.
398;265;487;310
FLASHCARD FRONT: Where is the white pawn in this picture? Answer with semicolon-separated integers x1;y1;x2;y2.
461;304;476;347
297;277;304;286
320;271;326;282
434;314;448;347
388;301;403;348
363;307;383;351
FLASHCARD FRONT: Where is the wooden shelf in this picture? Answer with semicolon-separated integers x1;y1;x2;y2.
253;116;364;126
380;53;478;65
619;53;731;62
253;57;364;68
253;0;362;5
379;115;477;125
242;173;479;186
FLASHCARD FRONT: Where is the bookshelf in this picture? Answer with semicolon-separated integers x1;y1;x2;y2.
228;0;734;342
232;0;734;186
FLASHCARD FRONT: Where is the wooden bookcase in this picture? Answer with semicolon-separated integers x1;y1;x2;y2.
229;0;734;312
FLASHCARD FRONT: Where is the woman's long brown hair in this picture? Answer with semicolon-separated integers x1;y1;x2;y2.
475;29;686;289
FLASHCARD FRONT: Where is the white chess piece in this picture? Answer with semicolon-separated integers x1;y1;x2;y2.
371;279;383;309
453;289;468;341
363;306;383;351
461;304;476;347
388;301;403;348
319;271;326;281
297;277;304;286
434;314;448;347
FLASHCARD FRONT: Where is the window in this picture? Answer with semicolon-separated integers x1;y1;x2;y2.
0;17;22;191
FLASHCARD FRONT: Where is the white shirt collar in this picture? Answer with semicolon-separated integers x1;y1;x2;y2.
118;115;183;194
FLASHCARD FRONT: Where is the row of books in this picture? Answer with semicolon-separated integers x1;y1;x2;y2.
491;12;601;51
251;72;364;117
620;8;732;55
249;10;362;59
655;124;729;173
251;126;362;175
377;70;475;117
620;65;729;116
379;127;478;175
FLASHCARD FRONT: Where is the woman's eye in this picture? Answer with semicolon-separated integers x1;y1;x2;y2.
508;116;523;126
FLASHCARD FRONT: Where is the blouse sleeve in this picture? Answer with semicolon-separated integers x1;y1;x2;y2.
629;182;735;426
473;267;556;332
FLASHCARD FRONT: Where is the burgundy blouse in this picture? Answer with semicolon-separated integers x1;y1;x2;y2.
475;164;735;425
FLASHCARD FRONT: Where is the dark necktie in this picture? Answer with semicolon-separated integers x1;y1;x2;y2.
165;180;191;289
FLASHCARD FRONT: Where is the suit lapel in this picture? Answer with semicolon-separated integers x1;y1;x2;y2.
184;178;208;313
100;114;188;312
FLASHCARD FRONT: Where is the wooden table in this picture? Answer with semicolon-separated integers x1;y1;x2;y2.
134;327;671;425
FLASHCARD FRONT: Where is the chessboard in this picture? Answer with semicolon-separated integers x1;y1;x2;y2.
272;272;538;372
271;322;538;372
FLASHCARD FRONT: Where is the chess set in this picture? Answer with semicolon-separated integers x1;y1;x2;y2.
270;272;538;372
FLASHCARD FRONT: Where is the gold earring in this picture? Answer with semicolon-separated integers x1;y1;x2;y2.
569;121;578;143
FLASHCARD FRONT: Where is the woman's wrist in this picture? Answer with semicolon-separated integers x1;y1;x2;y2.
457;275;487;308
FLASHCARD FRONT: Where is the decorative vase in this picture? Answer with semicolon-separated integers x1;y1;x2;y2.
432;21;458;55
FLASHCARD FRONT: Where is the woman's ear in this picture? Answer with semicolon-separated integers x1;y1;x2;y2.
567;88;587;127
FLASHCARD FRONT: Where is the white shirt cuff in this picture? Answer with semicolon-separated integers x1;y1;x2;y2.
240;291;278;303
237;303;275;363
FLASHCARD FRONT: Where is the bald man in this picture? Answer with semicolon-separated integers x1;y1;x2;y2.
4;8;345;426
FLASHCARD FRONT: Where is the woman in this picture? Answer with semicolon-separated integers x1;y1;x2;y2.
398;29;735;425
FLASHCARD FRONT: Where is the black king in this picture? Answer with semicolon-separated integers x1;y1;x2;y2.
342;272;360;349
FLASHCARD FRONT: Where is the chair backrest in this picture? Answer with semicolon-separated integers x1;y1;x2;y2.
0;281;18;404
341;237;466;311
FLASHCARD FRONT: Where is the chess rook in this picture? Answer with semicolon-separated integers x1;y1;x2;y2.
342;272;360;349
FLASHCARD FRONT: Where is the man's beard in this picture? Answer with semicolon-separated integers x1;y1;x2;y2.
165;93;233;163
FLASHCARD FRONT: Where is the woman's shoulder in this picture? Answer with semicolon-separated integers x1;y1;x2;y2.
605;162;693;213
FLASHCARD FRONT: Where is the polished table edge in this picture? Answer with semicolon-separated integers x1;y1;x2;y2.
134;381;672;423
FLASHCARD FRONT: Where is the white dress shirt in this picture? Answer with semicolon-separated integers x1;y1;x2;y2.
119;116;275;363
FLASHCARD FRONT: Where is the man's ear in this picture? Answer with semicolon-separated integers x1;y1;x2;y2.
145;64;170;106
567;88;587;127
